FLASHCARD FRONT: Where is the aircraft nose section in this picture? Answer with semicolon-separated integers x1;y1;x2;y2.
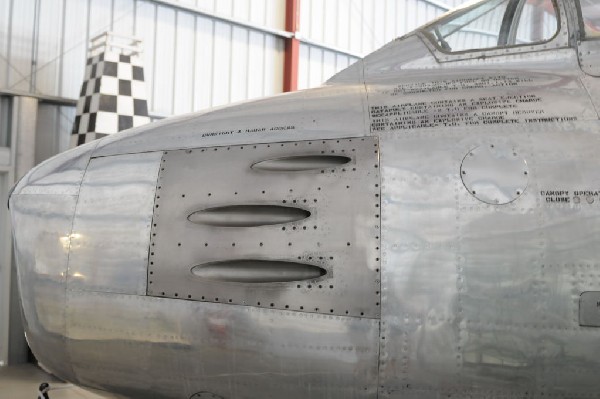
8;142;97;380
6;175;20;209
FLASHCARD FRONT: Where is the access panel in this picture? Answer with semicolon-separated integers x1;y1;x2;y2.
148;137;381;318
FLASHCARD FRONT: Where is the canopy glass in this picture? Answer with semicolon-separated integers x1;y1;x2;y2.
422;0;558;52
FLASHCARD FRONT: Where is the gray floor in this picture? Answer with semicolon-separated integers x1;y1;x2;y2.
0;363;120;399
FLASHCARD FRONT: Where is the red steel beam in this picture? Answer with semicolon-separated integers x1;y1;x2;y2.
283;0;300;92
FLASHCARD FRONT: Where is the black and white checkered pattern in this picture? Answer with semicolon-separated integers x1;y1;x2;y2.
71;51;150;147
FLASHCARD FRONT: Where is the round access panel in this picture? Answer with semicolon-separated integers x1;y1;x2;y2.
461;144;529;205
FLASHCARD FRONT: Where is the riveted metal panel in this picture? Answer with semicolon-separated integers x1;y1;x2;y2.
378;121;600;397
65;290;380;398
15;139;97;196
148;137;381;318
68;152;162;294
10;194;77;380
460;144;529;205
579;291;600;327
579;40;600;77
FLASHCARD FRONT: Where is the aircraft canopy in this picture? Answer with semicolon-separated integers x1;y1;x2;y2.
421;0;558;53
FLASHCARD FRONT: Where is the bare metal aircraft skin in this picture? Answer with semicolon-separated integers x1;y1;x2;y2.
8;0;600;397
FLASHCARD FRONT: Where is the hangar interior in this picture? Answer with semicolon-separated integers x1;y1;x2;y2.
1;0;573;396
0;0;596;398
0;0;476;370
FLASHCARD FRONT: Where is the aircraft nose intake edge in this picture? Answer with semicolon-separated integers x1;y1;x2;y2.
6;180;16;209
6;141;97;382
8;193;80;382
6;173;27;209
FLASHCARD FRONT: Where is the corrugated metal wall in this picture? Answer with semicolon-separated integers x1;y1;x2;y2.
0;0;476;118
133;0;285;115
35;104;75;160
0;0;286;118
299;0;447;56
296;0;473;89
193;0;285;30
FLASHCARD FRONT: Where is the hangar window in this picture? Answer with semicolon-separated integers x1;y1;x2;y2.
578;0;600;38
423;0;558;53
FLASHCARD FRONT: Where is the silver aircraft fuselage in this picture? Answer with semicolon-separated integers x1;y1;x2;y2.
8;0;600;397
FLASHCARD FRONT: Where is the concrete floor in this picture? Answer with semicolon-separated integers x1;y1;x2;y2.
0;364;120;399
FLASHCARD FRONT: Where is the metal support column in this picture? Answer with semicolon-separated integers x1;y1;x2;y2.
14;97;38;181
0;96;38;366
284;0;301;92
0;96;13;367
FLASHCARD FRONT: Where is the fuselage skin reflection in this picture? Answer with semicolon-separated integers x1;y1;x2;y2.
8;0;600;398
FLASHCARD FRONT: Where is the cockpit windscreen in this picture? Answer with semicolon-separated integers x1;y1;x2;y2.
579;0;600;38
423;0;558;52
